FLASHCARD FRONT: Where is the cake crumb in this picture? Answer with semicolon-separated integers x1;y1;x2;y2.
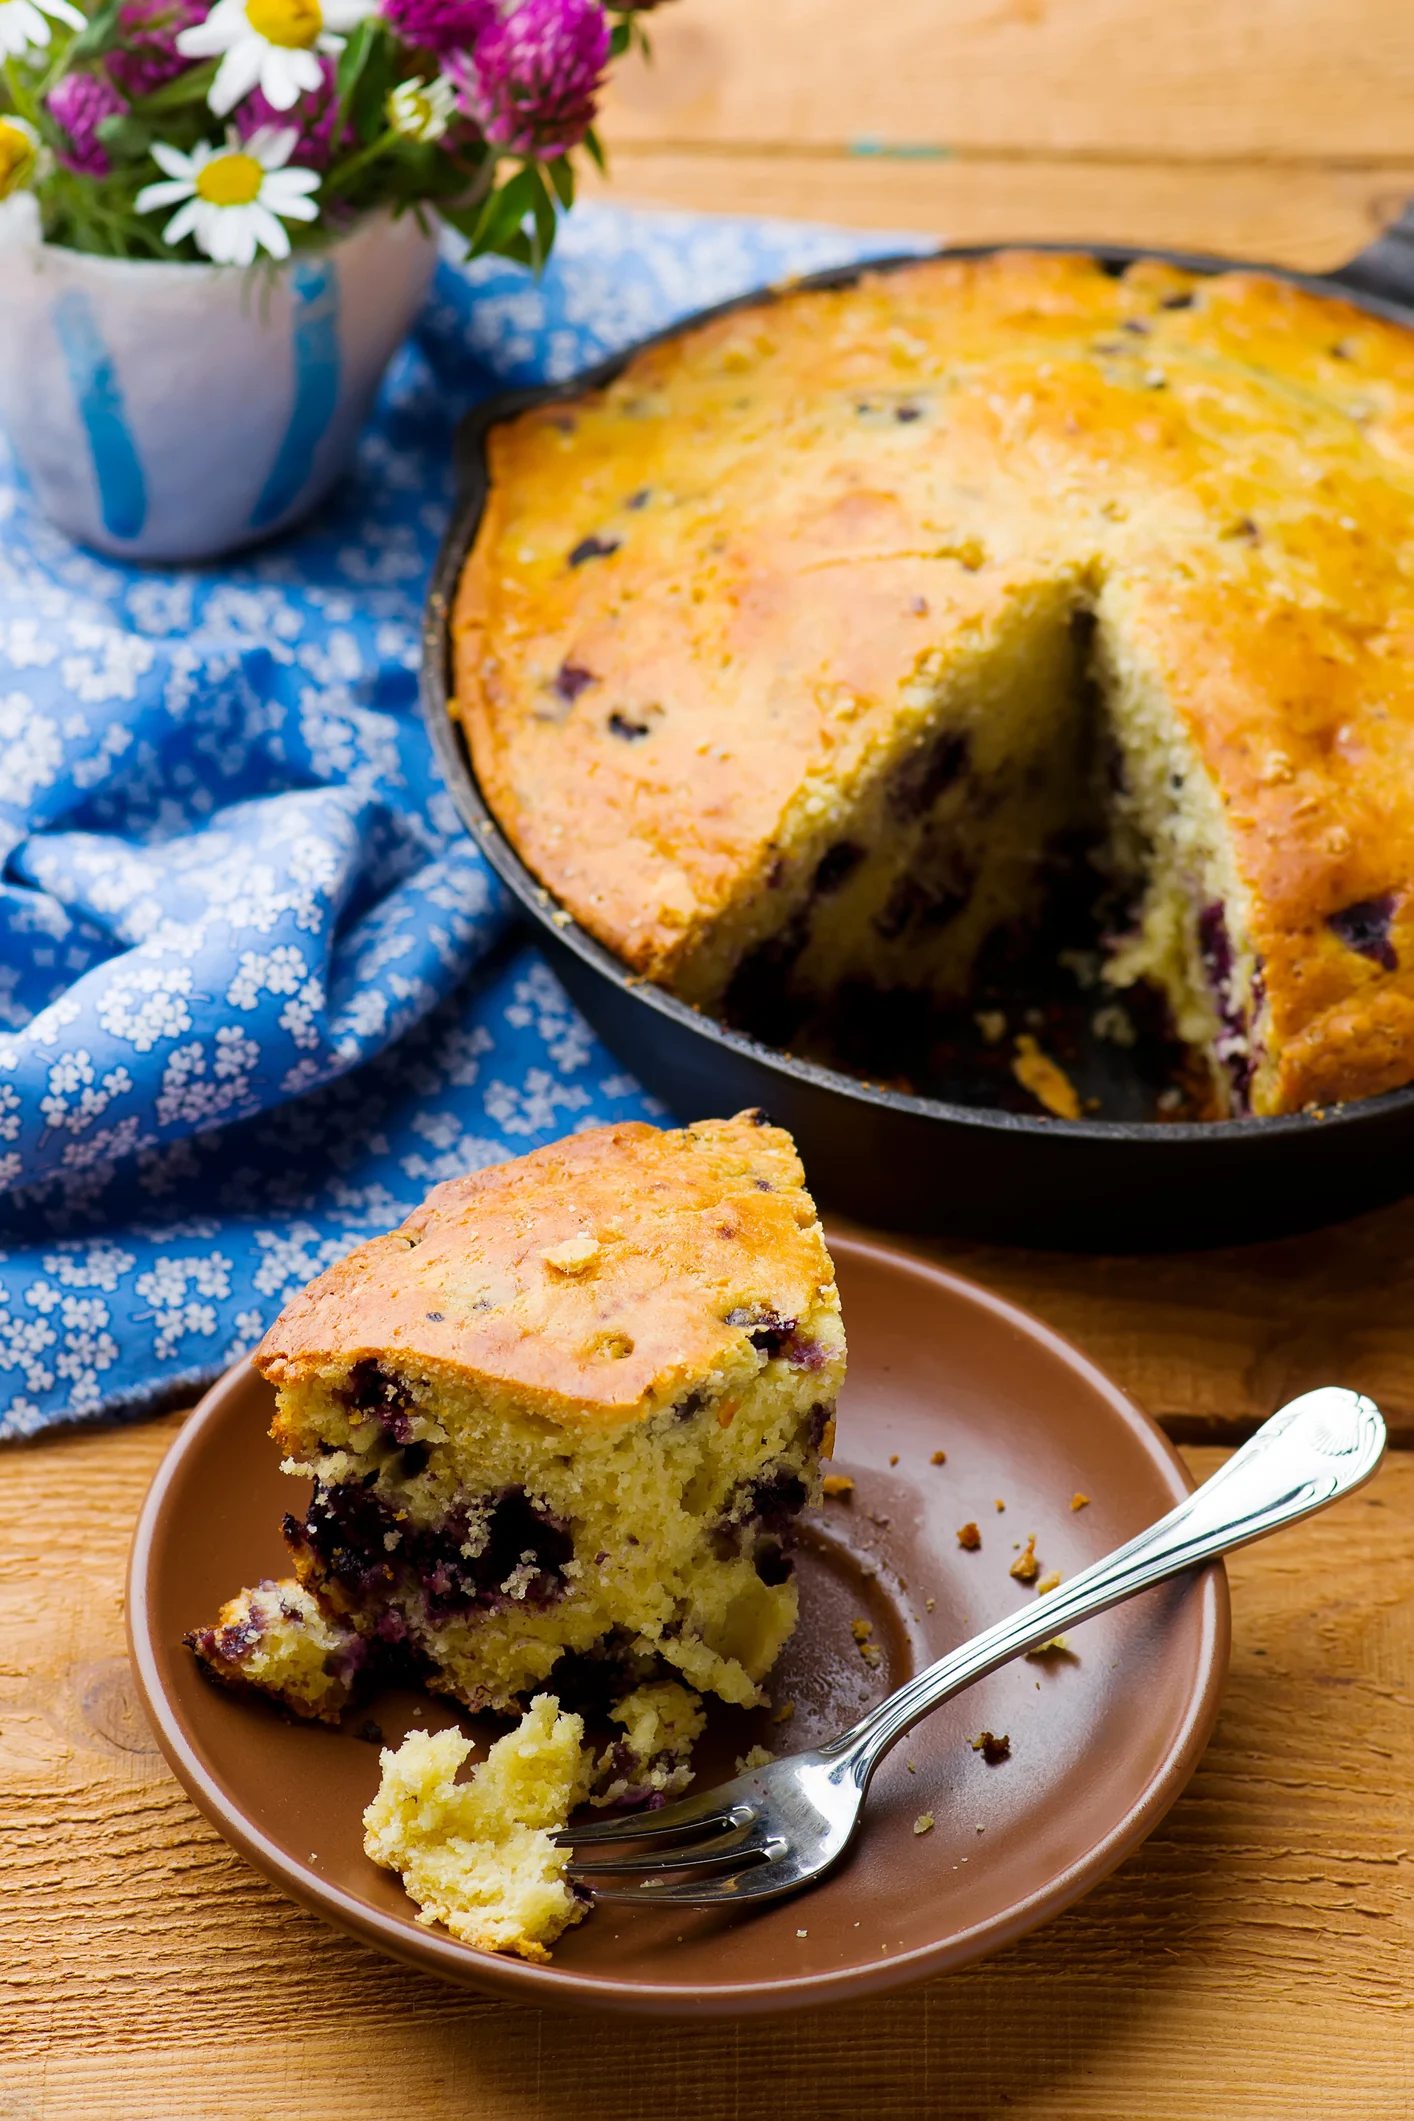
1012;1034;1082;1120
1091;1002;1136;1047
889;1453;899;1466
1071;1492;1090;1510
975;1009;1007;1044
822;1473;855;1499
994;1498;1005;1512
771;1699;795;1724
851;1619;883;1669
184;1577;365;1725
1010;1535;1040;1583
1026;1635;1073;1659
362;1696;590;1963
924;1596;936;1611
930;1449;947;1465
539;1234;602;1275
957;1522;981;1550
913;1812;935;1836
797;1928;808;1938
1036;1570;1063;1595
971;1730;1011;1765
906;1760;917;1773
591;1681;705;1810
736;1745;775;1773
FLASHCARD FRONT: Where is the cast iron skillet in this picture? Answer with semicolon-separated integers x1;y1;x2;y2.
422;208;1414;1251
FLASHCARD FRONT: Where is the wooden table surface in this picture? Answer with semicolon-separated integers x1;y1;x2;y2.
6;3;1414;2114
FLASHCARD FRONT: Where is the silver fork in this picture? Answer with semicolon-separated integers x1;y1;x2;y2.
554;1386;1384;1907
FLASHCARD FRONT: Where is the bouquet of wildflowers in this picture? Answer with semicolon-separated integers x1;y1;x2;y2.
0;0;663;267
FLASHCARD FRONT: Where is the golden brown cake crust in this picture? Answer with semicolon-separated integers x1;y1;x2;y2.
255;1113;836;1427
452;249;1414;1115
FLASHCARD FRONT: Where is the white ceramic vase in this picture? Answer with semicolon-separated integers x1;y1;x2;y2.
0;196;439;563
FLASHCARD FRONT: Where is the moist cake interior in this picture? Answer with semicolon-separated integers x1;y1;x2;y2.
277;1334;834;1714
714;574;1259;1116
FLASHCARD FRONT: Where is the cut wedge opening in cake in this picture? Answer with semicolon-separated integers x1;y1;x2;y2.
699;578;1265;1118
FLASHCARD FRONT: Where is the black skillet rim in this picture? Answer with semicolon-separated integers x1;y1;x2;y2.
421;237;1414;1150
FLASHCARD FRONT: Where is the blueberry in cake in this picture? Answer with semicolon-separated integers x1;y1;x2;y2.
454;251;1414;1116
189;1112;844;1721
363;1696;590;1962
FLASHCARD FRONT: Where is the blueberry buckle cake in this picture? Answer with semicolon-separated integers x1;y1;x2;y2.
188;1112;845;1724
454;250;1414;1117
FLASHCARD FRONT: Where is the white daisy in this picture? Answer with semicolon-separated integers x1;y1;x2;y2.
386;74;456;145
177;0;373;118
135;127;321;267
0;0;84;59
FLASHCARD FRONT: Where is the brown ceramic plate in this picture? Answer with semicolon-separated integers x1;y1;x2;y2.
127;1233;1229;2017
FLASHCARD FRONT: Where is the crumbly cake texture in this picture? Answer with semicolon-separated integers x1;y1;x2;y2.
591;1679;706;1809
256;1113;844;1714
363;1698;590;1961
453;251;1414;1117
184;1578;366;1724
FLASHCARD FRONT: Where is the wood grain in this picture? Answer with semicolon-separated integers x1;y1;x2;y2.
7;2;1414;2112
0;1417;1409;2118
582;148;1414;274
598;0;1414;162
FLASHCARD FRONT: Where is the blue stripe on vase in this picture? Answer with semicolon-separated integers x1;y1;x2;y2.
52;289;147;541
251;259;341;531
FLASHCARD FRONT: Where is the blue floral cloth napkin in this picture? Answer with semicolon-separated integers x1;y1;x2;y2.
0;202;931;1437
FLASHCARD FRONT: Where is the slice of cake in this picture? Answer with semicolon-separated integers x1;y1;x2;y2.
363;1696;590;1961
183;1578;366;1725
228;1112;842;1719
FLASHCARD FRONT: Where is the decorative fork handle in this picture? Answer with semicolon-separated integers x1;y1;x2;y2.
820;1387;1385;1787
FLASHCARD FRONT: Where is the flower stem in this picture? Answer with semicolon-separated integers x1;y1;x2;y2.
3;55;37;125
323;125;397;197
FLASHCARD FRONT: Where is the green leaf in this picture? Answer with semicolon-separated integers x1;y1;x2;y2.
545;153;575;210
527;162;556;273
335;15;379;102
95;112;152;159
582;124;607;176
69;0;122;59
350;31;394;145
465;163;539;254
609;18;630;57
132;58;218;115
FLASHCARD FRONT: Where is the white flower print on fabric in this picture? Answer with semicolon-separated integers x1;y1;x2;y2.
0;690;63;811
0;204;914;1436
134;1254;233;1361
98;966;195;1053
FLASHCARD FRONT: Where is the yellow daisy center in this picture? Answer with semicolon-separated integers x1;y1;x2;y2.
0;121;36;200
245;0;322;48
194;151;265;207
